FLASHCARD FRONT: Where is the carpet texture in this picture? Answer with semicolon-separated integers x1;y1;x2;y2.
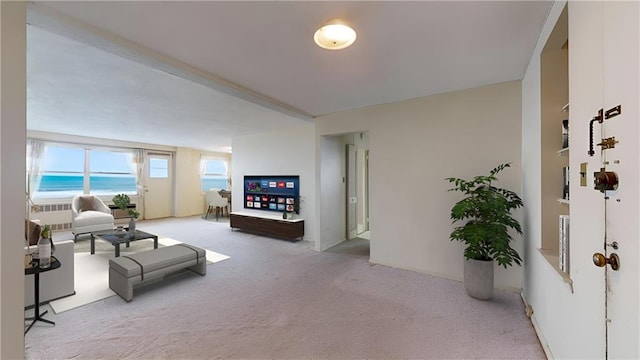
25;216;544;359
48;237;229;314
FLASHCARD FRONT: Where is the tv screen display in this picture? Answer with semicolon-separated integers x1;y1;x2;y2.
244;175;300;214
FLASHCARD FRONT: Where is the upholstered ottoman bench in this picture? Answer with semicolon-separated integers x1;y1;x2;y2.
109;243;206;301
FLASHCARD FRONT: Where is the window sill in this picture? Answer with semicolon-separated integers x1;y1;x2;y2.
538;248;573;293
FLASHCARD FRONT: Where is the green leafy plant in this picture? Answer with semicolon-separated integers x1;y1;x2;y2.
446;163;523;268
128;209;140;220
112;194;139;219
40;224;51;239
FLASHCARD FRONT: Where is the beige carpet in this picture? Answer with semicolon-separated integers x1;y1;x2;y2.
26;216;544;359
49;237;229;314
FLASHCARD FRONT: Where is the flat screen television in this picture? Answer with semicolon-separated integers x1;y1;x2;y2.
243;175;300;214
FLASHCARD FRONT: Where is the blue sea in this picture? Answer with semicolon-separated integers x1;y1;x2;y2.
38;175;136;192
201;178;228;191
38;174;228;193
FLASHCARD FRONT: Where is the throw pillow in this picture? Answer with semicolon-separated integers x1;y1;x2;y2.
25;219;41;246
79;195;96;212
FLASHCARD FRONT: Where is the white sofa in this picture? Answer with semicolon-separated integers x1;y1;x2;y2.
25;237;75;307
72;195;115;240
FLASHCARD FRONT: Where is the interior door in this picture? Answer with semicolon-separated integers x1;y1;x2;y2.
600;2;639;358
573;1;640;358
143;152;173;219
568;2;607;357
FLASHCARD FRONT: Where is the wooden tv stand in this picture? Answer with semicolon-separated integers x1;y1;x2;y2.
230;211;304;241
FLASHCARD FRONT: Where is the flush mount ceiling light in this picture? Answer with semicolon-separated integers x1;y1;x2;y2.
313;19;357;50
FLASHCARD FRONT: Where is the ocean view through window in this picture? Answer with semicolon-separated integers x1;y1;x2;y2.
38;174;136;195
201;158;228;192
34;144;137;198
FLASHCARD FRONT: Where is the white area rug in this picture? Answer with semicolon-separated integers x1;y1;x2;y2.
49;237;229;314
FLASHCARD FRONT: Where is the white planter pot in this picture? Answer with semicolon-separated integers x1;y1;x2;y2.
463;258;494;300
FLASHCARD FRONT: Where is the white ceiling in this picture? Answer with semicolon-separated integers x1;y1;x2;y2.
26;1;552;152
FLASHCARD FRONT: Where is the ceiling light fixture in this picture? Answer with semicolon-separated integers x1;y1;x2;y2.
313;19;357;50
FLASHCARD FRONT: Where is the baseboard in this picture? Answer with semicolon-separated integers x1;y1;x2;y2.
520;291;553;359
369;258;522;293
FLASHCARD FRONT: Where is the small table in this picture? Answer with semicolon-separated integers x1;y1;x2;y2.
91;229;158;257
25;257;61;334
108;204;137;220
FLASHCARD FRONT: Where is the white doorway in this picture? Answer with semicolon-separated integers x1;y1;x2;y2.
143;151;173;219
345;132;370;241
318;131;370;253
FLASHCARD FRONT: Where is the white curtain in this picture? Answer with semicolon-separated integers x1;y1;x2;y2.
199;156;207;177
26;139;46;198
200;157;230;189
126;149;144;193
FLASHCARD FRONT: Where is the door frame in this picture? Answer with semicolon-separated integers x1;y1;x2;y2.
143;151;174;219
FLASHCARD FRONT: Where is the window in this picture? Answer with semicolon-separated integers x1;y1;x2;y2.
149;158;169;178
89;150;137;195
201;158;228;191
33;144;137;198
37;146;85;197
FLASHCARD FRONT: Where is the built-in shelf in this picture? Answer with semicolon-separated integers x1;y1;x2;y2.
557;147;569;155
538;248;574;293
562;103;570;112
558;198;570;204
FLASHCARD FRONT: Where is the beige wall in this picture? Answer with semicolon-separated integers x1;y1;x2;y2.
316;81;523;290
1;2;27;358
175;147;230;217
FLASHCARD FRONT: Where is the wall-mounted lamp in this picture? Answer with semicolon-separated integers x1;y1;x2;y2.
313;19;357;50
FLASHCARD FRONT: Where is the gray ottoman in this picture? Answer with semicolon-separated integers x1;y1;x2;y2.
109;243;206;301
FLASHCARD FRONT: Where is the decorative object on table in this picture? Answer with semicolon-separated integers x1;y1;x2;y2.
559;215;570;272
561;119;569;149
112;193;140;238
562;166;570;200
446;163;523;300
38;225;52;269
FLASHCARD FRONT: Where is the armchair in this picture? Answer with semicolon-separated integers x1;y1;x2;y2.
71;195;114;240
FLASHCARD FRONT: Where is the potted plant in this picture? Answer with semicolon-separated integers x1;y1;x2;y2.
112;194;140;235
446;163;523;300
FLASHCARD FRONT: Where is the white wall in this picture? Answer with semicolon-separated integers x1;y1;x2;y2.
232;124;317;243
521;4;581;357
316;81;523;290
0;2;27;357
522;2;640;358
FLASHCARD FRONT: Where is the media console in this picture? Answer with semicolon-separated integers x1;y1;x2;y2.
230;211;304;241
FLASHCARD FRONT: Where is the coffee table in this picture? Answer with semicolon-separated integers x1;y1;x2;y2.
90;228;158;257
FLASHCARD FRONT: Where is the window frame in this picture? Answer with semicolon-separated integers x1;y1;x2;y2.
200;157;229;192
32;142;139;201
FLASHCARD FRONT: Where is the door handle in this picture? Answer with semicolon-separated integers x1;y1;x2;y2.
593;252;620;271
